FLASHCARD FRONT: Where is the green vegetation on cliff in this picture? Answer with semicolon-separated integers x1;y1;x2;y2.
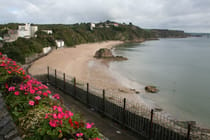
38;21;155;46
0;21;156;63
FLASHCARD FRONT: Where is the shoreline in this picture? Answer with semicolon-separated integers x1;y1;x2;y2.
29;41;151;108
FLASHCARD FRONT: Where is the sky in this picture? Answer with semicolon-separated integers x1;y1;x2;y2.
0;0;210;33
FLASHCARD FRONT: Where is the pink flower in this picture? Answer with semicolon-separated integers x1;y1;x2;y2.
53;106;57;111
52;94;60;100
45;114;49;119
47;90;51;94
30;89;35;94
57;106;63;112
29;100;35;106
33;87;38;91
49;120;57;127
92;138;101;140
57;113;63;119
8;86;15;91
36;91;42;95
86;122;94;129
64;113;69;119
26;75;31;79
76;133;83;137
35;96;41;100
14;91;19;96
43;92;48;96
53;113;57;119
67;111;74;117
7;71;11;74
24;92;28;95
64;111;73;119
42;85;48;89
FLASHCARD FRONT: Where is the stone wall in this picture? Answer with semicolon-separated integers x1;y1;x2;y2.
0;93;21;140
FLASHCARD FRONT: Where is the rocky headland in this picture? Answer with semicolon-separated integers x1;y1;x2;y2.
94;48;128;61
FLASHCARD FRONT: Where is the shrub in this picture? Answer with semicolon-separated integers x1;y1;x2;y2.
0;52;101;140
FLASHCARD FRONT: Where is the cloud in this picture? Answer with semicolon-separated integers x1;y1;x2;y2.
0;0;209;33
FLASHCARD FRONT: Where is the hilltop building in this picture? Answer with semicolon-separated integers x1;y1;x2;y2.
90;23;96;30
18;23;38;38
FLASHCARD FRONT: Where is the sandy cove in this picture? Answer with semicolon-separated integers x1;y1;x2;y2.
29;41;149;107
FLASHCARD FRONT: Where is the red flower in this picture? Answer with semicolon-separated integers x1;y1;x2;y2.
35;100;39;105
14;91;19;96
5;83;8;89
68;118;74;127
74;121;79;128
43;92;48;96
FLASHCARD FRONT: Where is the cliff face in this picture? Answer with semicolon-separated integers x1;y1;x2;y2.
152;29;188;38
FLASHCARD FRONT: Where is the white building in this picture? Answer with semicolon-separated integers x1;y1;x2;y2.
42;30;53;34
90;23;96;30
18;23;38;38
55;40;64;48
43;47;52;54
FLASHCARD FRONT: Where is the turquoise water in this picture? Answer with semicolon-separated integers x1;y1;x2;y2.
111;37;210;128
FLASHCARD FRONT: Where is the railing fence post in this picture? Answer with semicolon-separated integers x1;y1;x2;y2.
55;69;57;88
102;89;105;115
122;98;126;128
73;77;76;98
187;123;191;140
149;109;154;140
47;66;49;81
63;73;66;90
86;83;89;106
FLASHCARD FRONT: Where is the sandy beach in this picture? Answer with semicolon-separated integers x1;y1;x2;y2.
29;41;148;107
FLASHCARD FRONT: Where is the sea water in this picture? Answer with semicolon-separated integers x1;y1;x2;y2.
110;37;210;128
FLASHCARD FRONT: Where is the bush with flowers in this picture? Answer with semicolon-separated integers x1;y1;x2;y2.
0;52;101;140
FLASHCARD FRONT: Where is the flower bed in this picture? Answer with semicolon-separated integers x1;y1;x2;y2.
0;52;101;140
